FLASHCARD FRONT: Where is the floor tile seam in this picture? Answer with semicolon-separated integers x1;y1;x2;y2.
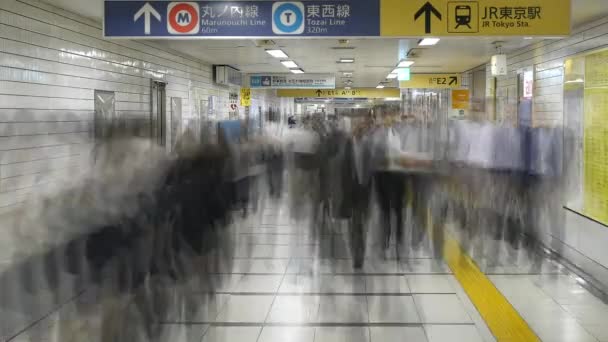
232;254;437;260
207;272;454;277
532;282;602;337
161;321;476;327
260;255;292;337
4;288;88;342
364;279;371;342
196;292;455;296
484;272;563;276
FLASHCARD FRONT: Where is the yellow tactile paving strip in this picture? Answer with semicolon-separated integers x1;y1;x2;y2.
408;182;538;341
436;215;540;342
443;236;540;342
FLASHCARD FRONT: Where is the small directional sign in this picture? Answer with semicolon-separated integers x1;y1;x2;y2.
399;74;461;89
277;88;401;98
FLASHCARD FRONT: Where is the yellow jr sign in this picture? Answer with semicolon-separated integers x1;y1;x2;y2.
381;0;570;37
277;88;401;98
399;74;461;89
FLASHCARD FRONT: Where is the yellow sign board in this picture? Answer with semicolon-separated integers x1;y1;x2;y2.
277;88;401;98
399;74;461;89
240;88;251;107
583;50;608;225
381;0;570;37
451;89;470;109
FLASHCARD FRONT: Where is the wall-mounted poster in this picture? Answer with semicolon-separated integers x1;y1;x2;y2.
583;50;608;224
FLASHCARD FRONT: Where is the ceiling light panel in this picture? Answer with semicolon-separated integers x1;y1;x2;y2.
387;73;398;79
419;38;440;46
398;60;415;67
265;49;288;58
290;68;305;74
338;58;355;63
281;60;299;68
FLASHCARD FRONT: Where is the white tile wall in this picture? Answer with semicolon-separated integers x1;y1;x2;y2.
0;2;288;338
484;16;608;126
0;0;285;214
466;15;608;282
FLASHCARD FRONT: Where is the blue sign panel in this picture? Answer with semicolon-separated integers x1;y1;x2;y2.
249;73;335;89
104;1;380;37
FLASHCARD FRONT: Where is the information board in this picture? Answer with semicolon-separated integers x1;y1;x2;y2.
240;88;251;107
451;89;470;109
104;0;570;38
583;50;608;224
104;1;379;37
381;0;570;37
250;73;335;89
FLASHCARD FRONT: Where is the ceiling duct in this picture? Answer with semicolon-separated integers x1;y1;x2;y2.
331;46;356;50
254;40;276;47
214;65;242;87
406;48;423;58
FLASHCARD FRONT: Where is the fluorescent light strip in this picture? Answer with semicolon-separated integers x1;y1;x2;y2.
281;60;299;68
265;49;288;58
339;58;355;63
398;60;415;67
290;68;304;74
376;84;385;89
419;38;440;46
387;73;398;79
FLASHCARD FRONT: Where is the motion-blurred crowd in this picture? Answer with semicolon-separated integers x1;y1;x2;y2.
1;110;563;341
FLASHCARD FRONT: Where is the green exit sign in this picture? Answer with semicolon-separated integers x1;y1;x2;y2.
398;68;411;81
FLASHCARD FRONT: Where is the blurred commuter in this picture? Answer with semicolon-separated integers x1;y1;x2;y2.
342;114;377;268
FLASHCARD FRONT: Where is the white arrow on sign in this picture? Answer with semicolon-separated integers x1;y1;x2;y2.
134;3;161;35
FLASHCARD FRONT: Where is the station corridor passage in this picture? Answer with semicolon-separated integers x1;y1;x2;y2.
7;195;608;342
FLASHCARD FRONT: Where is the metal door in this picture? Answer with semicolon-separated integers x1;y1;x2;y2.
94;90;116;140
150;80;167;146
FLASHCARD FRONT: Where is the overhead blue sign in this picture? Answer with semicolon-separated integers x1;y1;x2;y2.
249;73;335;89
104;1;379;37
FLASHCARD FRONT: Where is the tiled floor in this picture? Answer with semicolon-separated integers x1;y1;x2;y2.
482;239;608;342
9;199;608;342
155;202;496;342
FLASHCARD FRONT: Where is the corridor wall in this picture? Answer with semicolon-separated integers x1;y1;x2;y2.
464;15;608;291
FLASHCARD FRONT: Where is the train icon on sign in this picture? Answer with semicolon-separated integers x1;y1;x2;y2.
455;5;472;29
272;2;305;34
447;1;478;33
167;2;200;34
